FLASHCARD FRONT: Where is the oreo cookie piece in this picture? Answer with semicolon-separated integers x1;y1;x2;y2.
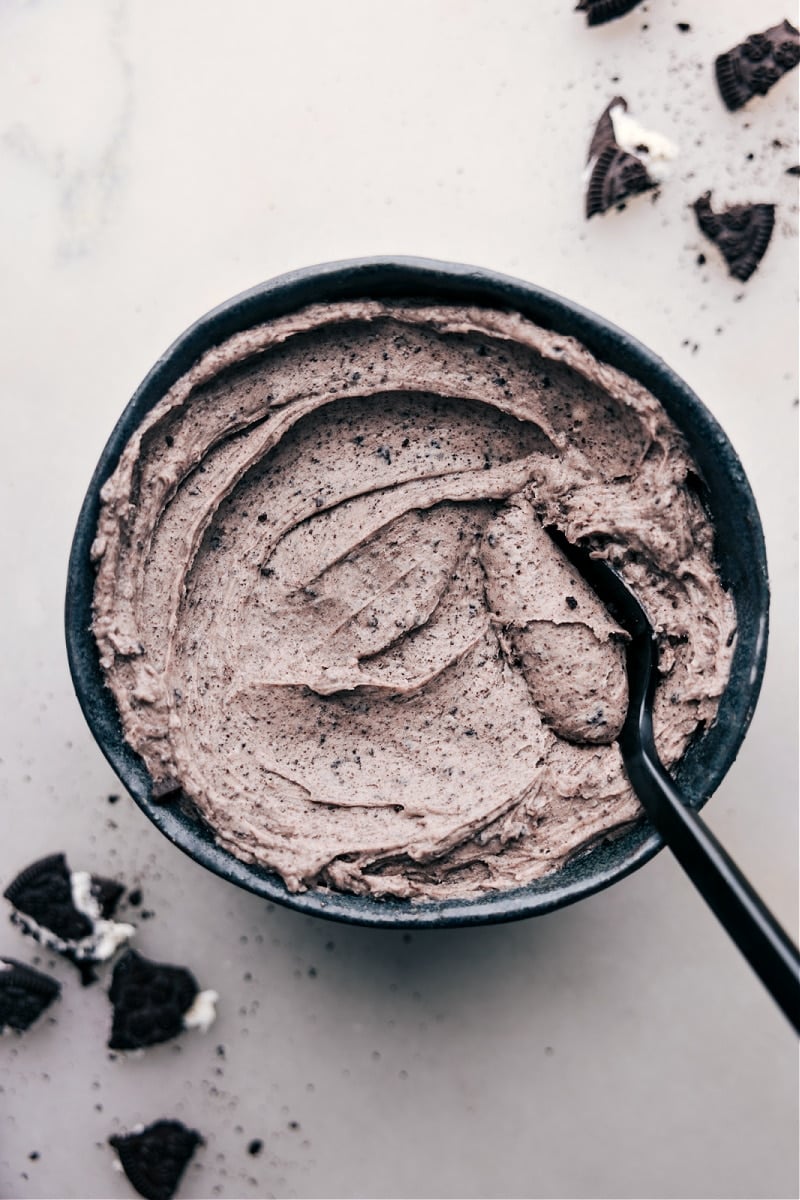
0;958;60;1033
715;20;799;111
576;0;644;27
108;949;218;1051
90;874;126;919
4;854;135;984
587;95;624;163
110;1119;203;1200
586;97;678;218
587;144;653;217
692;192;776;281
150;777;182;803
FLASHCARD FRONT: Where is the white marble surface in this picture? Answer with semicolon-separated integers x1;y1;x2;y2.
0;2;797;1198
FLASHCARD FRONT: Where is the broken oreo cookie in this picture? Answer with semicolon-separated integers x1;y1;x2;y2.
692;192;775;281
4;853;134;984
110;1119;203;1200
586;97;678;218
150;776;182;803
108;949;217;1050
576;0;644;27
587;144;653;217
715;20;799;111
0;958;60;1033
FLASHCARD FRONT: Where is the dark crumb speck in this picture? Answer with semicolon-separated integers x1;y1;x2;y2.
107;794;120;805
247;1139;263;1157
676;22;690;32
216;1044;226;1058
308;966;317;978
140;909;154;920
28;1152;39;1161
787;165;800;176
288;1121;300;1131
696;254;706;266
565;595;578;610
127;888;142;907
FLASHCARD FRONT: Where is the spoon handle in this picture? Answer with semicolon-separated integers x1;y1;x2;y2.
624;745;800;1033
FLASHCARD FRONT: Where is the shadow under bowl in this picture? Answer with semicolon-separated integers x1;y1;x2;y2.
65;257;769;928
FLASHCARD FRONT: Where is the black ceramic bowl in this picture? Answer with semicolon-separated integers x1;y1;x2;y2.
66;257;769;928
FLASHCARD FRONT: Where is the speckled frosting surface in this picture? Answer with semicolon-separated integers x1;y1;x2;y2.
92;301;736;899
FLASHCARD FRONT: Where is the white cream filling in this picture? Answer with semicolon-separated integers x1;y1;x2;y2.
69;871;136;961
182;989;218;1033
609;104;679;184
70;870;101;920
88;919;137;961
9;872;135;963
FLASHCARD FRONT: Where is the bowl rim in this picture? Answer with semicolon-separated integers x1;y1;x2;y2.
65;255;770;929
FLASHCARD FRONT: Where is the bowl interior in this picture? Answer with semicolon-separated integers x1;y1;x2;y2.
65;257;769;928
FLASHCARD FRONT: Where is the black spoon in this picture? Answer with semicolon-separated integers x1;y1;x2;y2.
550;529;800;1033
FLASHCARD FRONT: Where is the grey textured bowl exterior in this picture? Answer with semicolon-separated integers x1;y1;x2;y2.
65;258;769;928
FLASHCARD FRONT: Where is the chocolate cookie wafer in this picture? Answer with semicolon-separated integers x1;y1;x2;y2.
576;0;644;27
110;1120;203;1200
693;192;775;281
0;958;60;1033
715;20;799;111
108;949;217;1050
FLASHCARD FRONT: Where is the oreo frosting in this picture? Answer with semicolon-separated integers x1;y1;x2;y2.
92;301;736;900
